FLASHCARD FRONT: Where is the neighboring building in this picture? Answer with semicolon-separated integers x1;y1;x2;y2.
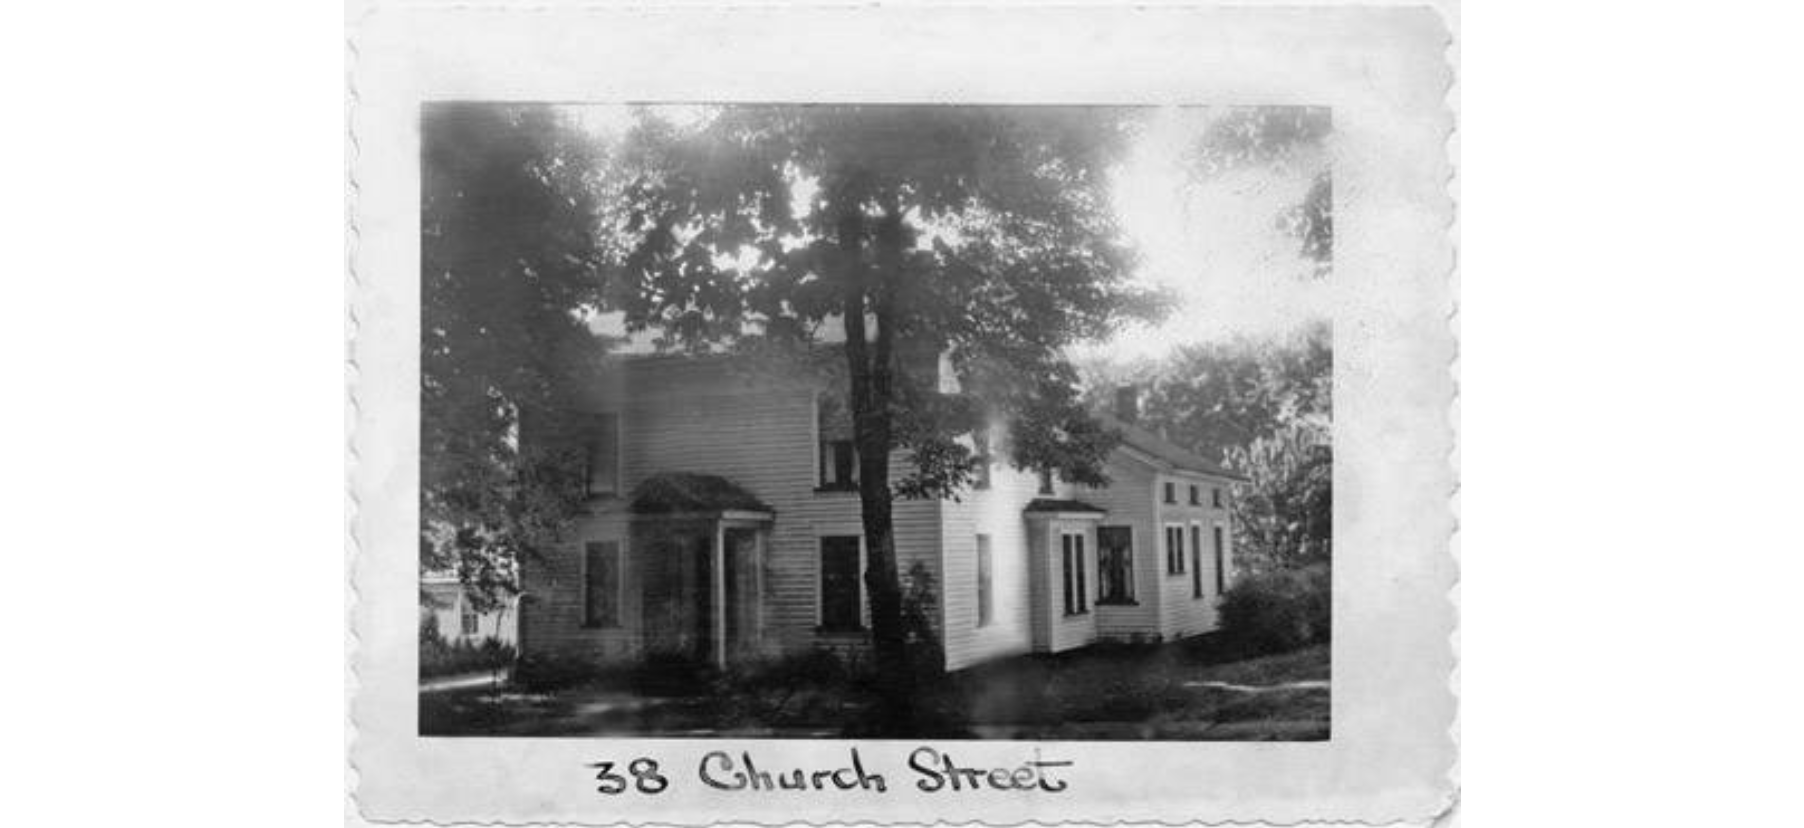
518;352;1242;672
422;572;519;645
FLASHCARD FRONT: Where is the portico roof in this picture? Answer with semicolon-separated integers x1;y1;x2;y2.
629;472;773;516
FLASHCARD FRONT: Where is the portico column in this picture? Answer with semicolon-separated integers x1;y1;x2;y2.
713;521;727;669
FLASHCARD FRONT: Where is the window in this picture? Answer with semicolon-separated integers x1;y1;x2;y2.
583;541;620;628
1163;481;1176;503
819;536;863;631
584;413;620;498
1165;524;1186;575
817;395;857;490
1190;524;1204;598
975;535;994;627
1038;468;1055;495
972;428;992;490
1213;525;1227;594
1061;532;1088;615
1189;485;1200;505
1097;526;1134;604
1212;487;1224;508
819;440;858;489
460;601;479;637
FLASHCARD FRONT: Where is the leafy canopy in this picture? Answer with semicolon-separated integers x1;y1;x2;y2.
600;105;1172;498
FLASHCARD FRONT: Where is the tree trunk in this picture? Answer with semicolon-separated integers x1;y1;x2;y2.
836;207;916;733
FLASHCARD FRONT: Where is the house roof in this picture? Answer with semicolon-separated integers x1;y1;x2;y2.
1098;413;1248;481
629;472;773;515
1023;498;1109;514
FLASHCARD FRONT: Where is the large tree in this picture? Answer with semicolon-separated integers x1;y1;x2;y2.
601;106;1167;728
419;104;609;611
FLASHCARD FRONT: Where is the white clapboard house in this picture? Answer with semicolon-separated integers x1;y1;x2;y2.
518;352;1241;671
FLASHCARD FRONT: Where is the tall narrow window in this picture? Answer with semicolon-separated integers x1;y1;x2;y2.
1075;534;1087;614
583;541;620;628
1213;525;1227;594
1212;487;1224;508
1061;533;1088;615
1098;526;1135;604
1190;524;1204;597
584;413;620;498
1165;525;1186;575
817;396;857;490
819;536;863;631
1189;485;1200;505
1163;481;1176;503
972;428;992;490
975;535;993;627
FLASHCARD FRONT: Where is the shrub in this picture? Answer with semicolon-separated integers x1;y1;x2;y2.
419;614;517;678
1217;564;1330;656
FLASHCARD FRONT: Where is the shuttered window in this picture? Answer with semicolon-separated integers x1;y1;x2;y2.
1165;524;1186;575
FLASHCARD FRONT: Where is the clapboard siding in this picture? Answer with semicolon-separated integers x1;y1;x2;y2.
938;461;1042;670
1151;472;1238;638
527;355;945;663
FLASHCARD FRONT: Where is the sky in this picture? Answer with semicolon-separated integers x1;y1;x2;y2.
567;105;1330;362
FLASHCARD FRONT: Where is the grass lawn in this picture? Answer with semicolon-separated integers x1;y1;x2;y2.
418;636;1328;740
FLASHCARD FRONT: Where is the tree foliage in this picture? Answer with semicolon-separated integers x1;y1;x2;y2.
1084;321;1331;570
599;105;1169;725
419;103;609;610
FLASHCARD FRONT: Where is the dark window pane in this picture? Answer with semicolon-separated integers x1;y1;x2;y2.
584;541;620;627
1039;468;1055;495
1061;534;1075;615
1191;525;1203;597
585;414;619;497
819;536;862;631
1189;485;1199;505
976;535;993;627
1075;534;1088;613
1213;526;1227;594
1164;482;1176;503
1213;487;1224;508
1099;526;1134;603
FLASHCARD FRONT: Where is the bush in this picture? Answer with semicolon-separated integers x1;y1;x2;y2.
419;614;517;679
1217;565;1330;656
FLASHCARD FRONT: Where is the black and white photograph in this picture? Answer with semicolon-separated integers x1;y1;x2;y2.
416;103;1334;741
348;5;1456;824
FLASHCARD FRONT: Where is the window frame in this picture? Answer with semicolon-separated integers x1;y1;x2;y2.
1212;487;1224;508
975;534;994;627
972;428;993;490
581;539;623;629
1189;484;1200;505
1163;481;1177;504
1164;522;1187;576
1060;530;1089;616
816;534;866;633
459;600;480;637
1190;522;1204;598
1213;523;1229;595
583;412;622;499
1096;525;1136;605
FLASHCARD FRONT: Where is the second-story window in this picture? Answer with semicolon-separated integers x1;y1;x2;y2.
1189;484;1200;505
817;395;857;491
584;412;620;498
1212;487;1224;508
1163;481;1176;504
972;427;992;490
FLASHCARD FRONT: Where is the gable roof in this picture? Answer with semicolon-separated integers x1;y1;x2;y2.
629;472;773;515
1098;413;1248;481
